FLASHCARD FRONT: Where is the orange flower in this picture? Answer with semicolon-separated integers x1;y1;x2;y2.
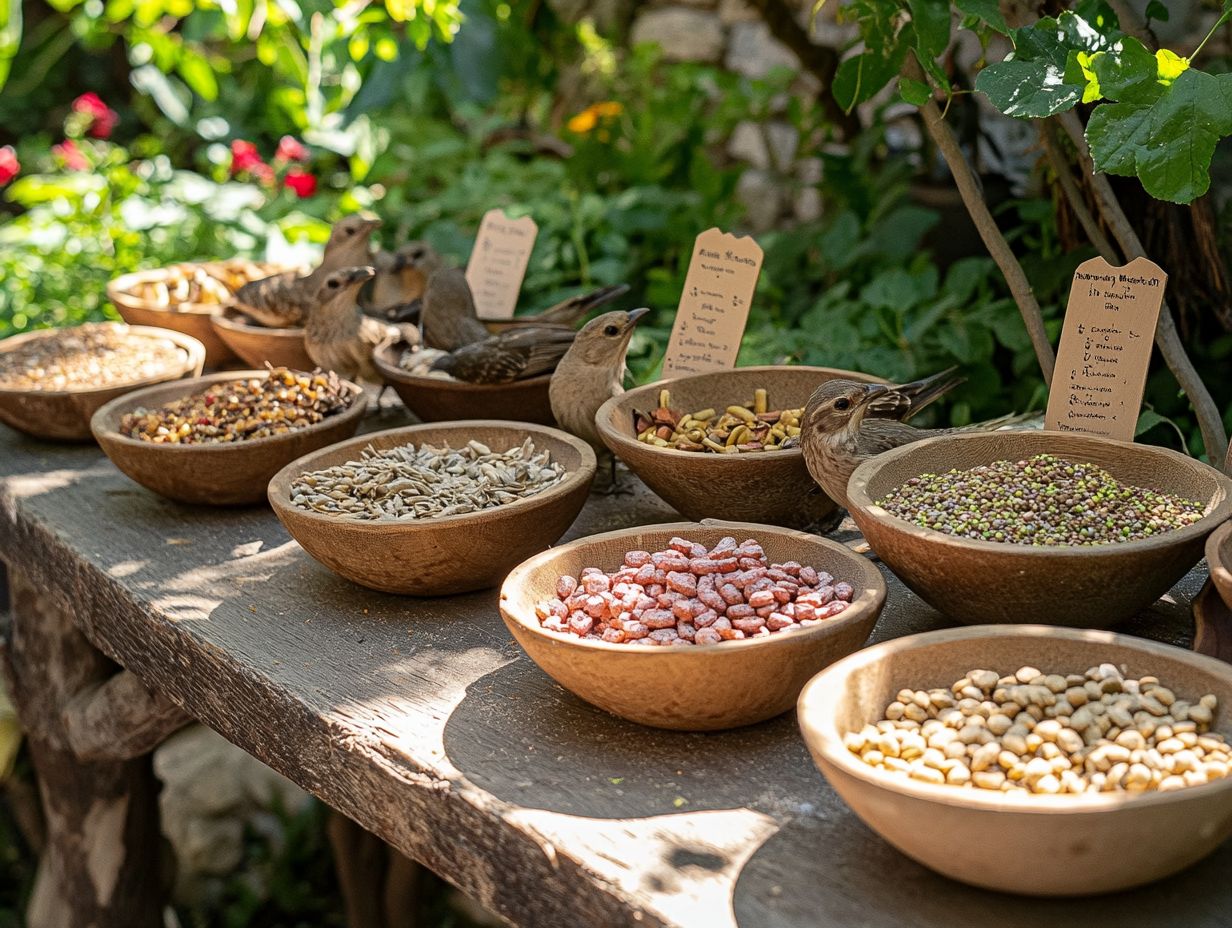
567;108;598;134
592;101;623;118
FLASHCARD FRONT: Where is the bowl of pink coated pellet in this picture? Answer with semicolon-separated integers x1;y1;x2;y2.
499;521;886;730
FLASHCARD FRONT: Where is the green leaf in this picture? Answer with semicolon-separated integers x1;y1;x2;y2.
176;47;219;101
975;58;1084;117
907;0;950;60
0;0;20;92
1135;409;1168;436
833;40;909;112
1145;0;1169;23
898;76;931;106
954;0;1007;35
1086;101;1153;175
1155;49;1189;85
1089;36;1163;103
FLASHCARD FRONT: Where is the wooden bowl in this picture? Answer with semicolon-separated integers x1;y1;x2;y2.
108;267;237;365
500;521;886;730
372;343;555;424
846;431;1232;627
595;366;883;528
210;308;314;370
91;370;366;505
268;422;596;595
1205;519;1232;612
0;324;205;442
798;625;1232;895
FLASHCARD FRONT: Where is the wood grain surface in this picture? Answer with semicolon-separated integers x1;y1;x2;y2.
0;410;1227;928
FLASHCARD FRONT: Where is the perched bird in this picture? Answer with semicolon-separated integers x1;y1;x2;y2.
365;241;443;322
420;267;630;350
549;308;649;457
304;266;413;386
233;216;381;329
429;325;578;384
800;370;1032;509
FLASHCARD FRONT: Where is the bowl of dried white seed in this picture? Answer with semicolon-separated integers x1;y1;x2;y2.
268;421;596;595
798;625;1232;895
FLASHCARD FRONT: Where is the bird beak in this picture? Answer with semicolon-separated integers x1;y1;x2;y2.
346;266;377;286
855;382;891;407
361;218;382;232
628;307;649;324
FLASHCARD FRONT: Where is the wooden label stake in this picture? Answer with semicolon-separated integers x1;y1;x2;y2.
661;228;763;378
465;209;538;320
1044;256;1167;442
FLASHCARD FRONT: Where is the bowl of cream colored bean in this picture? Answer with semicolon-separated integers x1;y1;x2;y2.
798;624;1232;896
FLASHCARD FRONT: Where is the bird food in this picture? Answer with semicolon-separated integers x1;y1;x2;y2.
290;438;566;519
120;261;285;310
397;347;456;380
877;453;1204;545
0;323;188;391
847;663;1230;795
534;536;855;646
119;368;353;444
634;389;802;453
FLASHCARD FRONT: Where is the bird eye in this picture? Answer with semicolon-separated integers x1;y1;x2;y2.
603;325;620;336
328;279;340;289
834;398;851;411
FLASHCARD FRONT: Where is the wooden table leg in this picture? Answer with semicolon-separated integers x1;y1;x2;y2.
327;810;423;928
0;568;185;928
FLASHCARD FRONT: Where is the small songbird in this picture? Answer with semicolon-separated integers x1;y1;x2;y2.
800;369;1032;509
549;308;649;457
420;268;631;350
429;325;578;384
304;266;413;386
366;241;443;322
234;216;381;329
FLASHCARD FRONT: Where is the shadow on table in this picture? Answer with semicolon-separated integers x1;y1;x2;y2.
730;811;1232;928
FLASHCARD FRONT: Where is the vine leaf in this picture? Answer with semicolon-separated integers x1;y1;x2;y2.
898;76;931;106
954;0;1007;35
1088;36;1162;103
833;31;910;112
907;0;950;59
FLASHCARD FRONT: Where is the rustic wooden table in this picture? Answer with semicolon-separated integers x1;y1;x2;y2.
2;410;1230;928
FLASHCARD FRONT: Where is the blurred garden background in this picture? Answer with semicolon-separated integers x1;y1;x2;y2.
3;0;1232;923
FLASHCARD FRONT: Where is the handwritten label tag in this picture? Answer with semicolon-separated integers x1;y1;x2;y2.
662;228;763;378
465;209;539;320
1044;256;1167;441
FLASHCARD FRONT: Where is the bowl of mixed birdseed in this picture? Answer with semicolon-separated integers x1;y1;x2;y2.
267;421;596;595
0;322;205;441
845;431;1232;627
108;260;294;365
798;625;1232;894
596;366;884;530
90;368;365;505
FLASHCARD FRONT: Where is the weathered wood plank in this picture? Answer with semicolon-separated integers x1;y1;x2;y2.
0;418;1225;928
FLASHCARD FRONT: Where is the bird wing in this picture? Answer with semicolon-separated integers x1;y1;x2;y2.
530;283;631;327
234;272;313;328
948;411;1042;432
866;367;964;422
444;327;576;384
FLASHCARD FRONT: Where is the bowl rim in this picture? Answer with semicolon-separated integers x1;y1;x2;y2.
846;429;1232;558
798;623;1232;813
0;323;205;398
594;365;884;465
267;419;597;529
370;342;554;392
211;305;305;337
1206;519;1232;596
107;264;290;317
89;369;366;452
499;519;887;656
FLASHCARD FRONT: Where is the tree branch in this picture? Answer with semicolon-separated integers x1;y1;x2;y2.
1037;119;1118;259
907;57;1056;385
745;0;862;140
1056;110;1229;468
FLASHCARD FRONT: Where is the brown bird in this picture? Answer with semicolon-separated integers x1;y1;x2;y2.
233;216;381;329
800;369;1032;509
304;266;413;386
429;325;578;384
420;267;630;350
549;308;649;457
365;241;443;322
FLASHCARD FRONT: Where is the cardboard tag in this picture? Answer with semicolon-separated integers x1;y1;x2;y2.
465;209;538;320
662;228;763;378
1044;256;1167;441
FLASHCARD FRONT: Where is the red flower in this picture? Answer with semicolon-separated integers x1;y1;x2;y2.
275;135;309;162
72;93;118;139
229;139;265;175
0;146;18;185
52;139;89;171
283;169;317;198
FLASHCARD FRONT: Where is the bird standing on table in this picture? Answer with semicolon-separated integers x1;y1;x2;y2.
799;368;1032;509
233;216;381;329
549;308;649;455
305;266;414;386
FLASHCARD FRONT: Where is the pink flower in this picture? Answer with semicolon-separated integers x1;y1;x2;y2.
284;169;317;198
275;135;309;163
229;139;265;176
52;139;89;171
0;146;18;185
72;93;118;139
